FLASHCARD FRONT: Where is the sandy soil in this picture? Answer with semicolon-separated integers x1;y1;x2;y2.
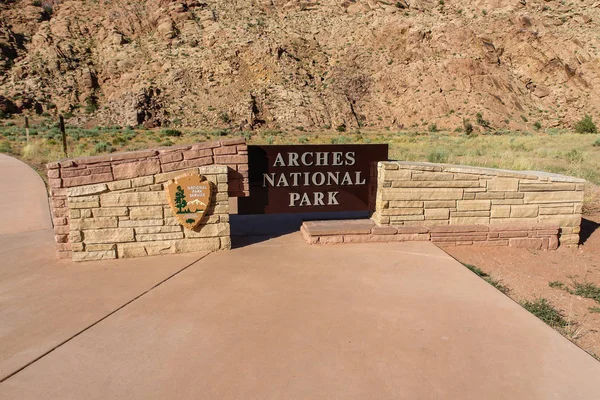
444;214;600;359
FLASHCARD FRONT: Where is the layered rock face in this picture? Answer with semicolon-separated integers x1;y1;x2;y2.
1;0;600;130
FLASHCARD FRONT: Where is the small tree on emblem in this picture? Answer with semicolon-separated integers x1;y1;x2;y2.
175;185;188;214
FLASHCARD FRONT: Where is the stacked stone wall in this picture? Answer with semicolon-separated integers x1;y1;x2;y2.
373;161;585;247
66;165;230;262
47;138;247;258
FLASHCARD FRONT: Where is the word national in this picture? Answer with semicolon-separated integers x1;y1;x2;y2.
263;151;367;207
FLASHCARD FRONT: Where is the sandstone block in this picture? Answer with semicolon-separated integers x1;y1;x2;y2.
71;243;85;252
382;188;463;201
101;192;167;207
54;217;67;226
524;191;584;204
131;176;154;187
457;200;491;211
69;231;82;243
549;236;559;250
54;225;70;235
424;201;456;209
319;235;344;244
220;236;232;250
73;250;116;262
220;137;246;146
381;208;423;216
389;201;423;208
184;223;230;238
392;181;479;188
492;199;524;205
395;226;430;234
184;149;213;160
55;234;68;243
70;210;81;219
519;182;577;192
539;207;573;215
390;215;425;222
107;180;132;191
301;226;319;244
136;232;185;241
62;173;113;188
67;183;109;197
371;226;398;235
480;240;510;246
119;219;164;227
112;160;160;180
84;228;134;244
510;205;539;218
505;192;524;199
214;155;248;165
453;173;481;181
161;157;213;172
72;217;118;230
425;208;450;220
154;168;199;183
539;214;582;227
135;226;183;234
491;206;511;218
509;238;543;250
87;244;116;252
93;207;128;217
159;152;183;164
174;238;221;253
450;211;490;217
213;146;238;155
449;217;490;225
487;178;519;192
129;206;164;220
412;172;454;181
68;200;100;209
382;170;411;180
475;192;506;200
49;178;62;188
404;220;449;227
560;234;580;246
430;225;489;233
431;235;488;242
498;231;529;238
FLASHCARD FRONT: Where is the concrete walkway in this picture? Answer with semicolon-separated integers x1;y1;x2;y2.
1;154;600;399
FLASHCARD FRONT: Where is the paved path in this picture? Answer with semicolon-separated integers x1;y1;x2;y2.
1;154;600;399
0;154;52;235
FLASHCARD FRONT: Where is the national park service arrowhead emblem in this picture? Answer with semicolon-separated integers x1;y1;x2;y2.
166;174;212;230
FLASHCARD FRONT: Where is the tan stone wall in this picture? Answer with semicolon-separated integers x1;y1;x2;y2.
47;138;247;258
373;162;585;247
65;165;230;262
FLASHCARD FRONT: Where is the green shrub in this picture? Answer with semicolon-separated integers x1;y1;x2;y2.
594;137;600;147
476;112;491;129
94;141;113;153
0;141;13;154
218;112;231;124
533;121;542;131
331;136;351;144
521;298;568;328
575;114;597;133
298;135;309;144
463;118;473;135
428;123;438;133
336;124;346;132
84;96;98;114
565;149;584;164
162;129;182;137
427;149;449;163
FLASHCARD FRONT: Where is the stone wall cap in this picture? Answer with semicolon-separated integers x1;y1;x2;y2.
379;161;584;183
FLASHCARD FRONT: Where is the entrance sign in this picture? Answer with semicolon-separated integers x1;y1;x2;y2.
238;144;388;214
166;174;212;229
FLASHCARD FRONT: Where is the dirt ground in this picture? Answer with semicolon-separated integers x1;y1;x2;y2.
444;213;600;360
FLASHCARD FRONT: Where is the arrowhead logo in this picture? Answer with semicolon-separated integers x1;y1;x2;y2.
165;174;212;230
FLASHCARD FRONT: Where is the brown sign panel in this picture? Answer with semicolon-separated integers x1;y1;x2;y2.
165;174;212;230
237;144;388;214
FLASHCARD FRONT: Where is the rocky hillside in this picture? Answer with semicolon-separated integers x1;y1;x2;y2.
1;0;600;132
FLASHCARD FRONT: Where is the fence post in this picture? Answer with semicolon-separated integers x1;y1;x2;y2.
25;116;30;143
59;115;67;157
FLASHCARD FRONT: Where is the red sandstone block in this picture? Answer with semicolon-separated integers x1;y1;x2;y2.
237;164;249;171
429;225;488;233
159;152;184;163
456;241;473;246
509;238;543;250
53;207;68;217
183;149;212;160
319;235;344;244
192;141;221;150
237;145;248;151
61;169;91;178
53;217;67;226
371;226;398;235
300;225;318;244
62;172;113;187
215;155;248;165
52;199;66;208
161;157;213;172
242;183;250;191
432;236;488;242
72;150;158;164
220;137;246;146
213;146;238;155
157;145;191;153
54;225;70;235
532;224;560;231
51;188;68;196
47;169;60;179
56;243;72;251
498;231;529;238
56;251;72;260
549;236;559;250
59;160;76;168
394;226;429;234
49;178;62;188
89;166;111;174
488;232;499;238
541;238;550;250
239;150;248;155
480;240;509;246
430;232;488;238
112;159;161;180
55;235;68;243
47;161;60;169
533;230;560;236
